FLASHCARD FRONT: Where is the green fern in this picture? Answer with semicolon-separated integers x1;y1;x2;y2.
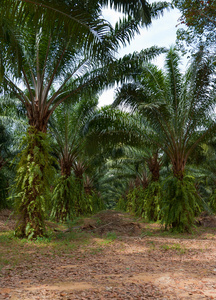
124;182;162;221
13;127;56;239
142;181;162;221
116;196;128;211
209;190;216;213
126;186;146;215
161;175;203;232
51;175;105;221
51;175;76;222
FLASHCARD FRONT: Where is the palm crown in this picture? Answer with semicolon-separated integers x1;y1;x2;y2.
114;47;216;179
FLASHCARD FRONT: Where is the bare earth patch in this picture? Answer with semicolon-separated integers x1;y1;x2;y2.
0;210;216;299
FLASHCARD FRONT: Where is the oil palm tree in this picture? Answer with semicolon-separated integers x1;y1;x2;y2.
114;47;216;180
113;46;216;231
49;95;98;220
84;105;164;217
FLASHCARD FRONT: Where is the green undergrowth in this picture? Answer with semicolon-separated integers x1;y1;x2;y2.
144;240;188;255
160;243;187;254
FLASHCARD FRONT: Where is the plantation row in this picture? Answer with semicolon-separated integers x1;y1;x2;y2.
0;0;215;237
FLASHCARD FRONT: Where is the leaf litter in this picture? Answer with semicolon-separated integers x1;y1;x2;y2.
0;209;216;299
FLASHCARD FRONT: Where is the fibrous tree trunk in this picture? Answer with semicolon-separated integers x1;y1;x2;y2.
172;157;186;181
147;152;161;182
15;127;54;238
60;157;73;178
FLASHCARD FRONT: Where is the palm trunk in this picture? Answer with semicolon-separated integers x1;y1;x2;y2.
84;176;94;196
26;103;49;133
172;157;186;181
15;126;54;238
60;158;73;178
72;161;86;215
53;157;73;222
147;152;161;182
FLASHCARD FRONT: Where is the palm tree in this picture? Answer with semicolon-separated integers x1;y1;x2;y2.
114;47;216;179
113;46;216;231
49;95;98;220
84;105;164;217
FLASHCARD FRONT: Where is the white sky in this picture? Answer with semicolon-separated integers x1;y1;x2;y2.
98;2;186;107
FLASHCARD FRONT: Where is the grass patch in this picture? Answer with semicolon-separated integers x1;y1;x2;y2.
106;231;117;241
160;243;187;254
138;222;213;239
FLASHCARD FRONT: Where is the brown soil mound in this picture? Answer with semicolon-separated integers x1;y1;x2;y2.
81;210;142;236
